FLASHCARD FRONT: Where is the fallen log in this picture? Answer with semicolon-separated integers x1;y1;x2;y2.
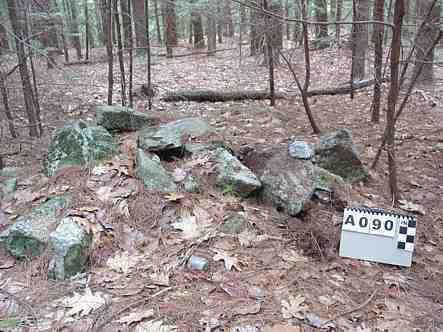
162;90;286;102
306;78;389;97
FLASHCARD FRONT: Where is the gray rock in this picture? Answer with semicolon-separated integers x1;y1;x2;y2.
95;104;156;132
219;213;252;235
260;153;316;216
45;120;117;177
212;148;261;197
1;196;68;259
138;118;213;152
0;167;18;196
48;217;91;280
314;129;368;182
183;174;199;193
288;141;314;160
135;149;177;192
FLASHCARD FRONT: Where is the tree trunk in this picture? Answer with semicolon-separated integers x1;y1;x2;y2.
250;0;264;56
386;0;405;204
0;23;9;54
113;0;126;105
314;0;328;38
263;0;276;106
30;0;59;49
165;0;177;47
285;0;291;40
102;0;114;105
127;0;134;107
0;72;17;138
371;0;385;123
120;0;131;48
191;11;205;49
330;0;336;20
153;0;162;44
68;0;82;59
217;2;223;43
207;13;217;56
84;0;90;60
95;0;105;44
352;0;369;81
133;0;147;49
145;0;153;110
223;0;234;37
336;0;343;44
264;2;283;65
6;0;40;137
413;0;440;85
292;0;302;44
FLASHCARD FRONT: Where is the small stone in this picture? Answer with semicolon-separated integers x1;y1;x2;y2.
288;141;314;160
219;213;251;235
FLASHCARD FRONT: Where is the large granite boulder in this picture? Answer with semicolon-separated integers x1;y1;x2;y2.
135;149;177;192
313;129;368;182
138;118;213;153
0;197;68;259
45;120;117;177
95;105;156;132
212;148;261;197
48;218;91;280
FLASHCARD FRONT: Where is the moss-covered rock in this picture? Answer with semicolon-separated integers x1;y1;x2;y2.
1;196;69;259
0;167;18;197
138;118;214;152
45;120;117;176
48;217;91;280
135;149;177;192
95;105;156;132
314;129;368;183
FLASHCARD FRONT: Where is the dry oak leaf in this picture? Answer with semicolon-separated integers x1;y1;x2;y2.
281;294;306;319
62;287;106;317
107;251;143;274
212;249;243;271
172;215;212;240
263;325;301;332
116;309;154;325
134;319;177;332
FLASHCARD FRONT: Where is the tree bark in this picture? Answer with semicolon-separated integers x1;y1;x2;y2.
263;0;275;106
223;0;234;37
413;0;440;85
314;0;328;38
386;0;405;204
102;0;114;105
0;23;9;54
0;71;17;138
165;0;177;47
68;0;82;59
207;13;217;56
371;0;385;123
153;0;162;44
163;90;286;102
6;0;40;137
217;2;223;44
127;0;134;107
191;11;205;49
120;0;131;48
84;0;90;60
335;0;343;44
352;0;369;81
113;0;126;105
95;0;105;44
133;0;147;49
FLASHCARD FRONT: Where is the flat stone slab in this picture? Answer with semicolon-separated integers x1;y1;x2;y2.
135;149;177;192
95;105;156;132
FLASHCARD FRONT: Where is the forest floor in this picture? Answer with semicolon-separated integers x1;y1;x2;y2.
0;40;443;331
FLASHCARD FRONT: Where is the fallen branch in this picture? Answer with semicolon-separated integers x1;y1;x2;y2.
162;90;286;102
154;46;240;58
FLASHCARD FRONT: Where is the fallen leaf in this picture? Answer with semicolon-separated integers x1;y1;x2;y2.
164;192;185;202
263;325;301;332
116;309;154;325
62;288;106;317
399;200;425;215
107;251;143;274
212;249;243;271
172;215;212;240
281;294;306;319
134;319;177;332
279;249;308;264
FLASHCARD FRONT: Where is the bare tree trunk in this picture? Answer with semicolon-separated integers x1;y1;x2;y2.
385;0;405;204
94;0;105;44
165;0;177;48
384;0;393;45
102;0;113;105
263;0;275;106
127;0;134;107
133;0;147;50
336;0;343;44
285;0;291;40
352;0;369;81
0;23;9;54
153;0;162;44
68;0;82;59
145;0;153;110
217;2;223;44
6;0;39;137
84;0;90;60
314;0;328;38
371;0;385;123
239;3;246;61
413;0;440;85
120;0;131;48
223;0;234;37
191;11;205;49
207;13;217;56
113;0;126;105
0;72;17;138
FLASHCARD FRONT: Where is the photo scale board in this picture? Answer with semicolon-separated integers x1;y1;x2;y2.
339;207;417;267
